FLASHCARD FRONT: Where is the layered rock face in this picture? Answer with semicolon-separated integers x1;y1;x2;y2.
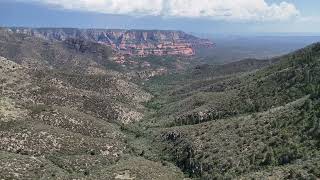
8;28;213;57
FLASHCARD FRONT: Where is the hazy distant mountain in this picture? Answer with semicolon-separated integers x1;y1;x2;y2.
196;35;320;63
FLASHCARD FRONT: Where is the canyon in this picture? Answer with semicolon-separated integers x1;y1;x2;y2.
8;28;214;58
1;27;320;179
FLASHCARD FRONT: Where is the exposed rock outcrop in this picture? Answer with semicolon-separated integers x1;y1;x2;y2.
8;28;213;57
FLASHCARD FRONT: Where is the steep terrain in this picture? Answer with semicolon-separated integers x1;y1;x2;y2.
0;30;184;179
8;27;213;57
136;43;320;179
1;27;320;179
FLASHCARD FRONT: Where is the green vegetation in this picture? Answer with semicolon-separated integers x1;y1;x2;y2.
130;43;320;179
1;28;320;179
0;29;181;179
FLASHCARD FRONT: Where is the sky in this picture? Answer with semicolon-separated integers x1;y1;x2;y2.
0;0;319;34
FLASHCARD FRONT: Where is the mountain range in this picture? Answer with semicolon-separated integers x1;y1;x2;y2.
7;28;214;57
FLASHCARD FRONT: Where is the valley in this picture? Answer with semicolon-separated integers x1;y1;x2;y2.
1;27;320;180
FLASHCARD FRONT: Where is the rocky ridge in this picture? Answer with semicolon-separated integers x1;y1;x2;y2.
7;28;213;57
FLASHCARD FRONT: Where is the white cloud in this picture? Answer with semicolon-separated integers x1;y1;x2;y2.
26;0;300;21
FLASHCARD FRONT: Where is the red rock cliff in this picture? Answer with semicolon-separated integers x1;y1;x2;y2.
9;28;214;57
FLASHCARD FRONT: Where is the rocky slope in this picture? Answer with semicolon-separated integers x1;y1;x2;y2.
8;27;213;57
0;29;185;179
0;28;154;124
2;26;320;179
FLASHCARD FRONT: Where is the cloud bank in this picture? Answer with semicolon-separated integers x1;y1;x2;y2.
26;0;300;21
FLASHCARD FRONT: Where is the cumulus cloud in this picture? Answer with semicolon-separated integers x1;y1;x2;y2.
26;0;300;21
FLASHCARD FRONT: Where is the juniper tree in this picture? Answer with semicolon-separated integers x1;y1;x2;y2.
308;114;320;137
304;98;313;111
305;69;310;84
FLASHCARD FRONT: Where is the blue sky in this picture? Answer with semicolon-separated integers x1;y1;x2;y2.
0;0;319;34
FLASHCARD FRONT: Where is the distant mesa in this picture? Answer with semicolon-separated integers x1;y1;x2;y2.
8;28;214;57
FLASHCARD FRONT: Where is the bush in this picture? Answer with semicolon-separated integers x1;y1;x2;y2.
29;104;49;114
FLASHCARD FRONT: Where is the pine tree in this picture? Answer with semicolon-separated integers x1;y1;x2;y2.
304;99;313;111
316;85;320;98
261;147;275;166
308;114;320;137
305;69;310;84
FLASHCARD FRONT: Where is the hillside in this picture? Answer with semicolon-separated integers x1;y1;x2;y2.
135;43;320;179
1;27;320;179
0;30;184;179
0;28;202;80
